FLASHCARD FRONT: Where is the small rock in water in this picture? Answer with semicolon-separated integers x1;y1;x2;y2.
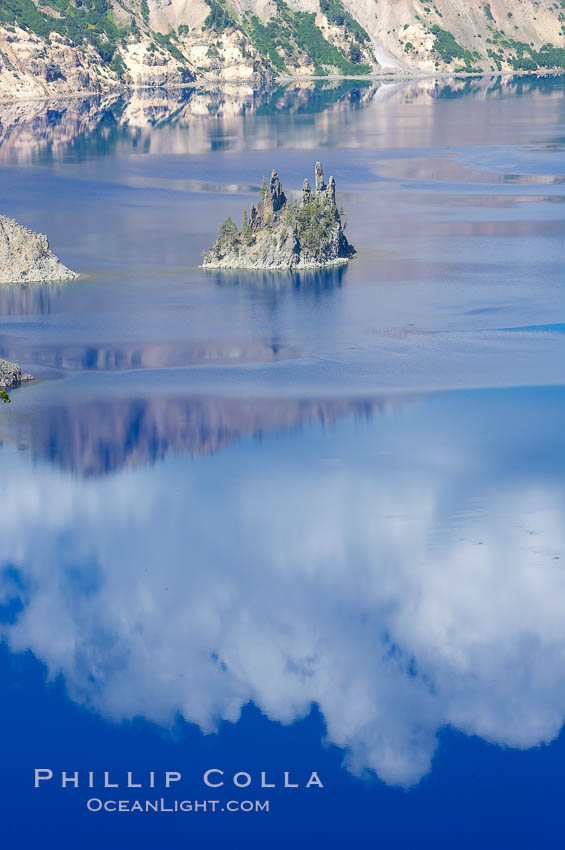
0;214;78;284
202;162;355;271
0;358;34;389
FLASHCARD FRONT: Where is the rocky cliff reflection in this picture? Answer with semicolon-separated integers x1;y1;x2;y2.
0;393;389;476
0;386;564;787
0;265;346;318
210;264;347;291
0;282;66;316
0;82;376;165
1;76;560;165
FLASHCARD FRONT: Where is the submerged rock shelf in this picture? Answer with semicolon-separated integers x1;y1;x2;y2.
202;162;355;270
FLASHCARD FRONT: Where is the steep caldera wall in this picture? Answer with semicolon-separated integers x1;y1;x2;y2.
2;0;565;99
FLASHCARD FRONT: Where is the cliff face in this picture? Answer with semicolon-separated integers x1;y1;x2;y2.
0;215;77;283
2;0;565;100
203;162;355;270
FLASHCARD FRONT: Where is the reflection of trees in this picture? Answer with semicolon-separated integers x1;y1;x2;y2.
254;80;375;116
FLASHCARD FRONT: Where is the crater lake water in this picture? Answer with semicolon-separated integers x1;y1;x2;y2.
1;77;565;848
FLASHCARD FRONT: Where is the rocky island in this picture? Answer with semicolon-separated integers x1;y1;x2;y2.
0;215;78;284
0;357;33;390
202;162;355;270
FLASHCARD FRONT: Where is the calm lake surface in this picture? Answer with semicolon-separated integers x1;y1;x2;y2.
1;77;565;848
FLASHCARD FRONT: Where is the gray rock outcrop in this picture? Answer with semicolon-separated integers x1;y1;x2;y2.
202;162;355;271
0;215;78;283
0;357;33;388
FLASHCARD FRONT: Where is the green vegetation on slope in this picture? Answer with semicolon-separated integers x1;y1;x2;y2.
485;25;565;71
319;0;371;46
203;0;235;33
0;0;126;63
241;0;371;76
285;192;345;255
244;16;289;72
430;24;479;68
291;10;371;74
510;42;565;70
153;31;187;64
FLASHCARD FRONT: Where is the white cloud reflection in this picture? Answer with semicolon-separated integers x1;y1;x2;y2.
1;406;564;788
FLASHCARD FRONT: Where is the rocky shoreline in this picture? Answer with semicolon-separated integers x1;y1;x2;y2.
203;162;355;271
0;214;77;283
0;358;33;389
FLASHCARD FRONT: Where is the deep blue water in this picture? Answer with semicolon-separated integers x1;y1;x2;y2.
1;77;565;848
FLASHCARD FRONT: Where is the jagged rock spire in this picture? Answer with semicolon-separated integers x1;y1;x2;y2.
315;161;325;193
267;169;286;214
327;175;336;203
302;177;312;205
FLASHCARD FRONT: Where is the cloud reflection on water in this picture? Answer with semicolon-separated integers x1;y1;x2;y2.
0;388;564;787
